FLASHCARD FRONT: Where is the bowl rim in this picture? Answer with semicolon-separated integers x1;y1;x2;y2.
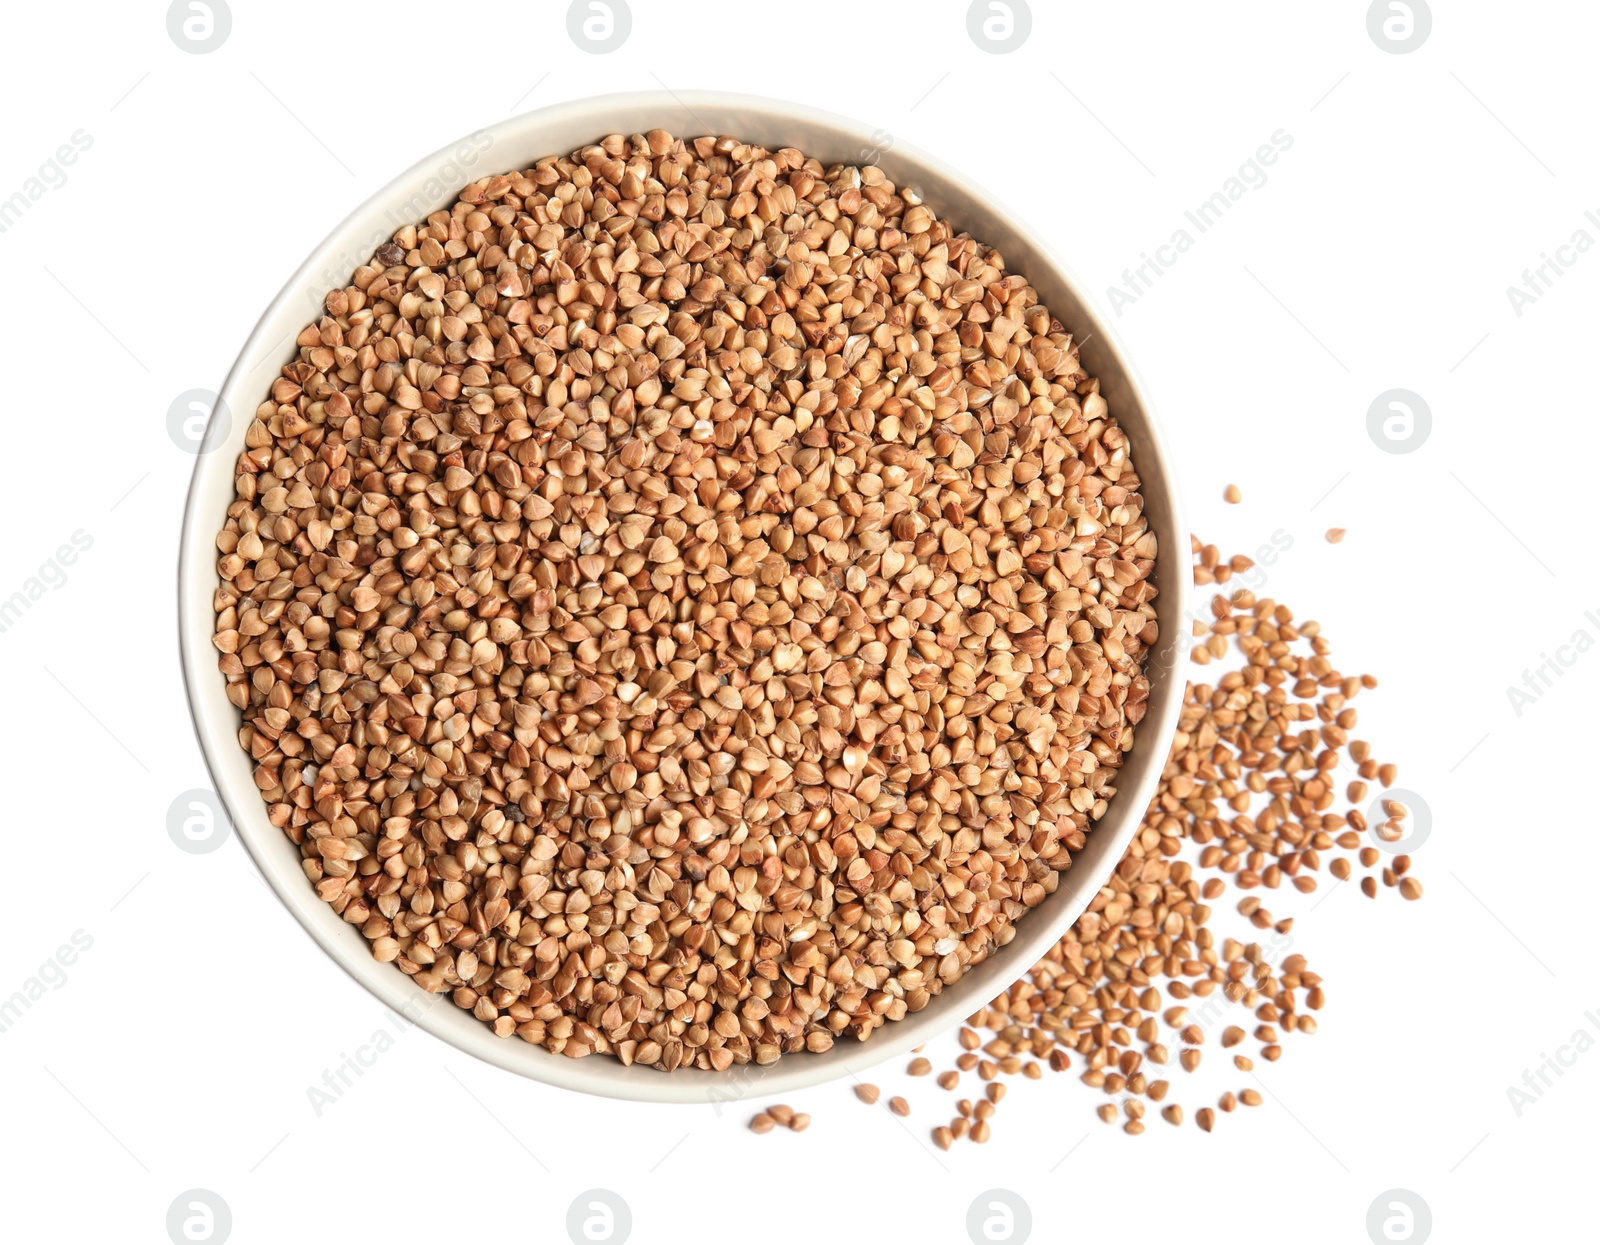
178;88;1190;1104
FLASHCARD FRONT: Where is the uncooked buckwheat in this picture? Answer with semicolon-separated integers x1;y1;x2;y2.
211;129;1158;1071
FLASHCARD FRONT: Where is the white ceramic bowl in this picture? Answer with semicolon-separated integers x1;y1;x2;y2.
178;91;1190;1103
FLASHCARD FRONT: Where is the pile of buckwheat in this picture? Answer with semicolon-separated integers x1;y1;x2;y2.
822;535;1422;1146
211;130;1160;1071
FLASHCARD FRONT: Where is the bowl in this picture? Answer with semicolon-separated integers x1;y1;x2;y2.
178;90;1190;1103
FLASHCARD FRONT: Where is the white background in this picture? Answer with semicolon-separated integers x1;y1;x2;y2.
0;2;1593;1242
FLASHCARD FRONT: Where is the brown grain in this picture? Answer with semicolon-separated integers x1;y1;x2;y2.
953;559;1414;1129
212;129;1160;1072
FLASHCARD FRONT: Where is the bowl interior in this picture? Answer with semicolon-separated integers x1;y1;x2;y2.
178;90;1190;1103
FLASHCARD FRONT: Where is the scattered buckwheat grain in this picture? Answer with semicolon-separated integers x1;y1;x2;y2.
917;536;1420;1142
